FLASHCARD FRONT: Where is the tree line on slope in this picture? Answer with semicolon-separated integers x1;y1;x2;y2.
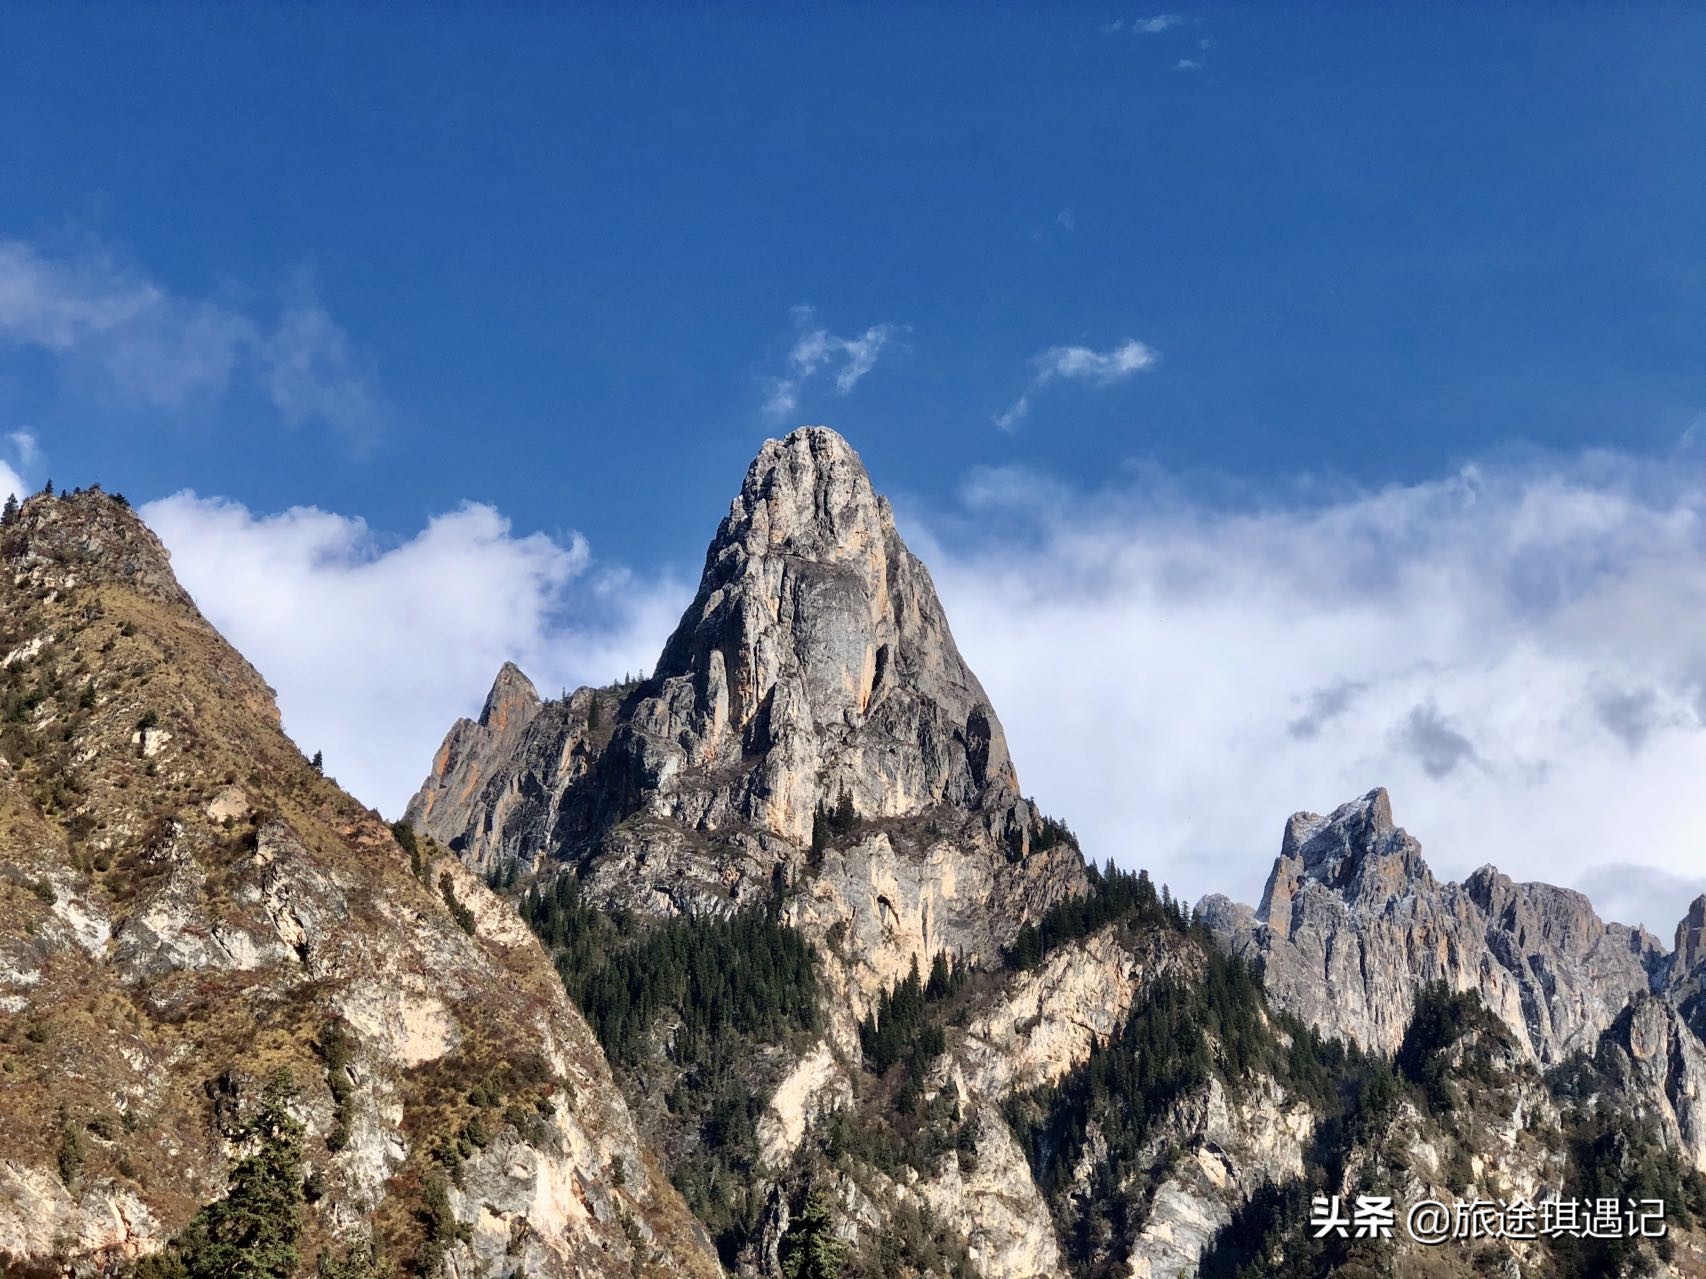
519;873;820;1265
1003;861;1189;970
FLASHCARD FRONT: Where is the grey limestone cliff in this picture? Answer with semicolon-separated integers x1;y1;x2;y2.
1201;787;1665;1065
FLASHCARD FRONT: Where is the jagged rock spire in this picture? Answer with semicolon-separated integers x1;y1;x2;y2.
1211;787;1664;1062
407;660;542;834
606;426;1022;844
1677;895;1706;976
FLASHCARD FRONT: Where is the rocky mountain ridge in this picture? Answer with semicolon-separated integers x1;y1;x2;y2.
409;427;1706;1279
1200;787;1668;1064
1202;787;1706;1177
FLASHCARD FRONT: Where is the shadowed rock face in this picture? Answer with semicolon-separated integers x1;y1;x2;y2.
408;428;1085;992
1599;994;1706;1170
1203;787;1665;1064
1679;896;1706;975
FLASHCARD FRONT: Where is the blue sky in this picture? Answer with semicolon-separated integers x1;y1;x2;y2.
6;6;1706;930
6;5;1705;556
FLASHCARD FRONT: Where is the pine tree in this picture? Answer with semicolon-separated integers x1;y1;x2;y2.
780;1185;848;1279
828;790;857;836
139;1073;306;1279
809;804;829;865
309;749;323;774
926;950;953;1001
1;493;17;526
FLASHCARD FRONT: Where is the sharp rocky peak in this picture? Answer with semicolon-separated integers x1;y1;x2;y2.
1223;785;1667;1064
406;425;1084;1002
480;660;542;731
1259;787;1431;931
608;424;1023;845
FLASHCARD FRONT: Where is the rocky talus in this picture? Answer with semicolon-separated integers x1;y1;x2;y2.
0;490;720;1277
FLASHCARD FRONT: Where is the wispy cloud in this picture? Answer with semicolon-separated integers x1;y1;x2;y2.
0;237;383;440
260;281;381;437
994;337;1159;431
763;306;900;420
1133;14;1183;35
1173;58;1204;71
7;429;39;469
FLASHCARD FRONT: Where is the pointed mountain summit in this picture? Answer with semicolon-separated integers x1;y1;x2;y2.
610;425;1025;842
409;427;1084;997
407;659;541;836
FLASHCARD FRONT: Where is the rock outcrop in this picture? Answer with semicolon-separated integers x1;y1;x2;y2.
0;489;720;1277
409;428;1085;990
1202;787;1664;1064
1598;994;1706;1171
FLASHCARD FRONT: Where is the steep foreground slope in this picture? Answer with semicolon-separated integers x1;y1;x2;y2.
0;490;720;1277
411;427;1706;1279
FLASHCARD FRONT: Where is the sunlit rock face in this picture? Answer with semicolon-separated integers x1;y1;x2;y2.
607;426;1026;842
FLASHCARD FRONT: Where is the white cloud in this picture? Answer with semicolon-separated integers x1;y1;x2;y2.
0;237;381;437
764;307;899;420
906;449;1706;935
1134;14;1183;34
995;338;1159;431
1057;209;1078;231
1174;58;1204;71
142;494;686;816
8;430;41;468
0;460;23;505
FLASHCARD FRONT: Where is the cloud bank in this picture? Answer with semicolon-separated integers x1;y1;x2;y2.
0;238;381;437
142;494;685;815
141;443;1706;939
910;448;1706;936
